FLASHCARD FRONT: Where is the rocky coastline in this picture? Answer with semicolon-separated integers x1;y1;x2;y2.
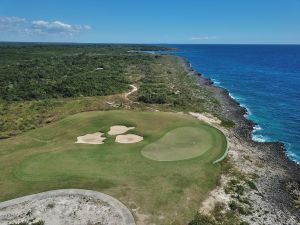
179;56;300;224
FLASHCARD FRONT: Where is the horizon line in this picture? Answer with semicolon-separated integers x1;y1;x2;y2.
0;41;300;45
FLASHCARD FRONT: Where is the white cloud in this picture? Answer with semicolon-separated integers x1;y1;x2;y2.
0;16;91;36
31;20;91;34
83;25;91;30
0;16;26;29
191;36;217;41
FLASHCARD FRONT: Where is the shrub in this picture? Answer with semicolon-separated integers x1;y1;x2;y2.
188;213;216;225
236;185;245;195
221;119;235;128
32;221;45;225
229;201;252;215
246;180;258;190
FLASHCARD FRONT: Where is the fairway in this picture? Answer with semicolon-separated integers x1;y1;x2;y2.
0;110;227;225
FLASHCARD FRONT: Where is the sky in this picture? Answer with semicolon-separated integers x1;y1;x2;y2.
0;0;300;44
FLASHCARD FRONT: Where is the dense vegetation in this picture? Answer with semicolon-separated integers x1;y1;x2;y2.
135;55;221;114
0;44;225;138
0;44;170;101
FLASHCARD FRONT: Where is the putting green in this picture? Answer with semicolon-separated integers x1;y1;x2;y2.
0;110;227;225
142;126;223;161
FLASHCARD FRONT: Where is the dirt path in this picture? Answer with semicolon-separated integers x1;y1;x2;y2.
124;84;138;101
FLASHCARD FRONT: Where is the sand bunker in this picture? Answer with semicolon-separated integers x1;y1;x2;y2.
75;125;142;145
108;125;135;135
76;132;106;144
115;134;143;144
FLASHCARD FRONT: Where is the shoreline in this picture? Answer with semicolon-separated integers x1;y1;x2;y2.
179;57;300;171
178;56;300;223
179;56;300;171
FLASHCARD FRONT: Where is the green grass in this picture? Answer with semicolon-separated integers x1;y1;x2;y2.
0;110;226;225
142;126;226;161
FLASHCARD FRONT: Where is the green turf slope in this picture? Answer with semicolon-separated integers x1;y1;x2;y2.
0;110;227;225
142;126;225;161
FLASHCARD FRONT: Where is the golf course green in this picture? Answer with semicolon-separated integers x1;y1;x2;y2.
142;126;224;161
0;110;227;225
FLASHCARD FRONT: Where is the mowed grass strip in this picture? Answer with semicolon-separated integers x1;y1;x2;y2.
0;110;227;225
142;126;225;161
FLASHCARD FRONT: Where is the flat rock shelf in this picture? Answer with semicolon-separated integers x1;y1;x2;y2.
0;189;136;225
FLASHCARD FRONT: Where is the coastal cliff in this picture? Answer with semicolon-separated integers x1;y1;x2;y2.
179;57;300;225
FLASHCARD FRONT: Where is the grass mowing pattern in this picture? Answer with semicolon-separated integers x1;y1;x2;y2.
0;110;226;225
142;126;226;161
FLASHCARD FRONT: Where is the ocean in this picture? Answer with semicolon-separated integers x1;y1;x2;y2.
161;44;300;164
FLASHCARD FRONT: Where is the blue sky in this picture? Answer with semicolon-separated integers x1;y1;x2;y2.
0;0;300;44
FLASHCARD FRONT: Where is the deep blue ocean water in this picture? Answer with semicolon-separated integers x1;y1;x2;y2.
161;44;300;164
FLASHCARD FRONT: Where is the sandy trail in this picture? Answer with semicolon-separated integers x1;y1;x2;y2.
124;85;138;101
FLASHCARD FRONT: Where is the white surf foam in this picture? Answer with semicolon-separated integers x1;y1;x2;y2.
286;149;300;165
211;78;221;86
252;134;268;142
253;124;262;131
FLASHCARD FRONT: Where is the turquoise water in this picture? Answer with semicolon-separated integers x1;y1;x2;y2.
161;44;300;164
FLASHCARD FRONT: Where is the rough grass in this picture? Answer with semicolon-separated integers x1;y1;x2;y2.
142;126;226;161
0;110;226;225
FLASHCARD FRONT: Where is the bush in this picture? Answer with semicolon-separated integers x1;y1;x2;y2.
229;201;252;215
138;93;167;104
246;180;258;190
188;213;216;225
221;119;235;128
236;185;245;195
240;222;250;225
32;221;45;225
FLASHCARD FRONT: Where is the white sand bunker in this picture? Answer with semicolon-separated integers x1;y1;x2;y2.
115;134;143;144
76;132;106;145
108;125;135;135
